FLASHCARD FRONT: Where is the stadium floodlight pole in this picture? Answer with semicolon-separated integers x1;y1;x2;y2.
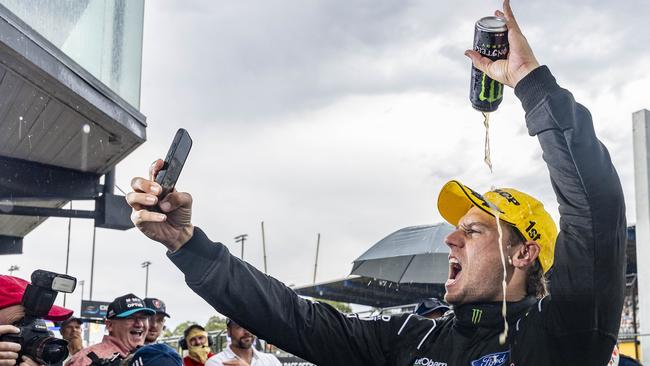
64;201;72;307
89;226;97;300
235;234;248;260
261;222;268;274
79;280;85;301
141;261;152;297
8;265;19;275
313;233;321;284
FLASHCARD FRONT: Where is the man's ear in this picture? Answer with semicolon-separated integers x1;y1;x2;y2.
511;241;540;269
105;319;112;332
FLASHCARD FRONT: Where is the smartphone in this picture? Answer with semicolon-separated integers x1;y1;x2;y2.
155;128;192;199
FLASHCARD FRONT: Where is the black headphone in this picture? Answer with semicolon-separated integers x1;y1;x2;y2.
179;325;213;350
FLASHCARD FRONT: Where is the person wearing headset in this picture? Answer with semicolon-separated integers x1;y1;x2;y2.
181;324;214;366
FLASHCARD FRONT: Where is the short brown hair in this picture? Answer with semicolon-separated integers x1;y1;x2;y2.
507;225;548;299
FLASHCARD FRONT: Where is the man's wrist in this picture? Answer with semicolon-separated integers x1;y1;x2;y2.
166;225;195;252
513;61;541;88
514;66;559;113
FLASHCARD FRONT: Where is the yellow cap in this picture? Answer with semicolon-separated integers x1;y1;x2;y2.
437;180;557;273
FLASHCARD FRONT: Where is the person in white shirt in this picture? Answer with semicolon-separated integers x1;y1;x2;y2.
206;319;281;366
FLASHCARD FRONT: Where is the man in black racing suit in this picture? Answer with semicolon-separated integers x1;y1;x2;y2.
126;1;626;365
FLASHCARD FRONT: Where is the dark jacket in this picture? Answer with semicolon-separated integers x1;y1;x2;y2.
168;66;626;366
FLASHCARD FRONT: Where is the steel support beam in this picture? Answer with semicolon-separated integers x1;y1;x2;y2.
632;109;650;363
0;205;96;219
0;235;22;254
0;156;101;200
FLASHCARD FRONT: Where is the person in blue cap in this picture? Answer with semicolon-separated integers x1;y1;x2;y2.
67;293;156;366
413;298;451;320
128;343;182;366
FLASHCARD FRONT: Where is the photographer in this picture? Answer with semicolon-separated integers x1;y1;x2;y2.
1;275;74;366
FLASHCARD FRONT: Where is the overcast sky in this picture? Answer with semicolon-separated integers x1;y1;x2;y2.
3;0;650;330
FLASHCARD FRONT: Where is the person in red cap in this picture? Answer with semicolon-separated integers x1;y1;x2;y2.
0;275;73;366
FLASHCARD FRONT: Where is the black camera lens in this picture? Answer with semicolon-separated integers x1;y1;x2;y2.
40;338;69;363
23;336;69;364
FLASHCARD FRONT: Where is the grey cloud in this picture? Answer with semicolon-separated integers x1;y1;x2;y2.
145;0;650;127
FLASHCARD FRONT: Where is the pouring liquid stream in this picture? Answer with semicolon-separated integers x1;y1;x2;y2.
494;209;509;345
484;112;508;344
483;112;492;172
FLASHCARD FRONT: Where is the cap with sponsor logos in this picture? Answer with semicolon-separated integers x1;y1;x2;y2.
437;180;558;273
143;297;170;318
106;293;155;319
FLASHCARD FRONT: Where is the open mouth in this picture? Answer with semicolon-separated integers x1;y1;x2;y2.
130;330;144;337
446;257;462;287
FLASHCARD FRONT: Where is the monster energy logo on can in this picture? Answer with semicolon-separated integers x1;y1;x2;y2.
469;16;508;112
471;308;483;324
479;73;503;103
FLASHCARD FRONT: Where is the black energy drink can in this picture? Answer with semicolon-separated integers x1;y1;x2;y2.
470;16;508;112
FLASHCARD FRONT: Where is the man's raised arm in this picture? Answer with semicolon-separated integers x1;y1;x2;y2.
467;0;626;352
516;67;626;334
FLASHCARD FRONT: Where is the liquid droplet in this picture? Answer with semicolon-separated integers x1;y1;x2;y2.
0;199;14;213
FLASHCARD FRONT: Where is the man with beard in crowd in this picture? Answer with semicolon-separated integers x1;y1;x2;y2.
0;275;73;366
59;317;84;362
205;319;281;366
182;324;214;366
144;297;170;344
66;294;155;366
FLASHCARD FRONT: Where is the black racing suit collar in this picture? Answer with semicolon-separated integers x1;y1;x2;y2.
452;296;538;329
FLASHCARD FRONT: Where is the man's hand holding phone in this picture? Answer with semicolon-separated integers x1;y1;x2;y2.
127;159;194;252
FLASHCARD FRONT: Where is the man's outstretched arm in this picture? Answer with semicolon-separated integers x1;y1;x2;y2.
127;161;394;366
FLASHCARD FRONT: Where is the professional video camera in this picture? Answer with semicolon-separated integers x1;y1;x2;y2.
0;270;76;365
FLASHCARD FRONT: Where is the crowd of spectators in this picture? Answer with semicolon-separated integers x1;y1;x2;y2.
619;295;640;336
0;274;284;366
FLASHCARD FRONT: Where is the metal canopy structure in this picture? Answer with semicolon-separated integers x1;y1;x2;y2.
0;4;146;254
294;276;445;308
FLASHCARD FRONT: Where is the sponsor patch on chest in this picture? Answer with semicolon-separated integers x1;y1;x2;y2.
412;357;447;366
470;351;510;366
